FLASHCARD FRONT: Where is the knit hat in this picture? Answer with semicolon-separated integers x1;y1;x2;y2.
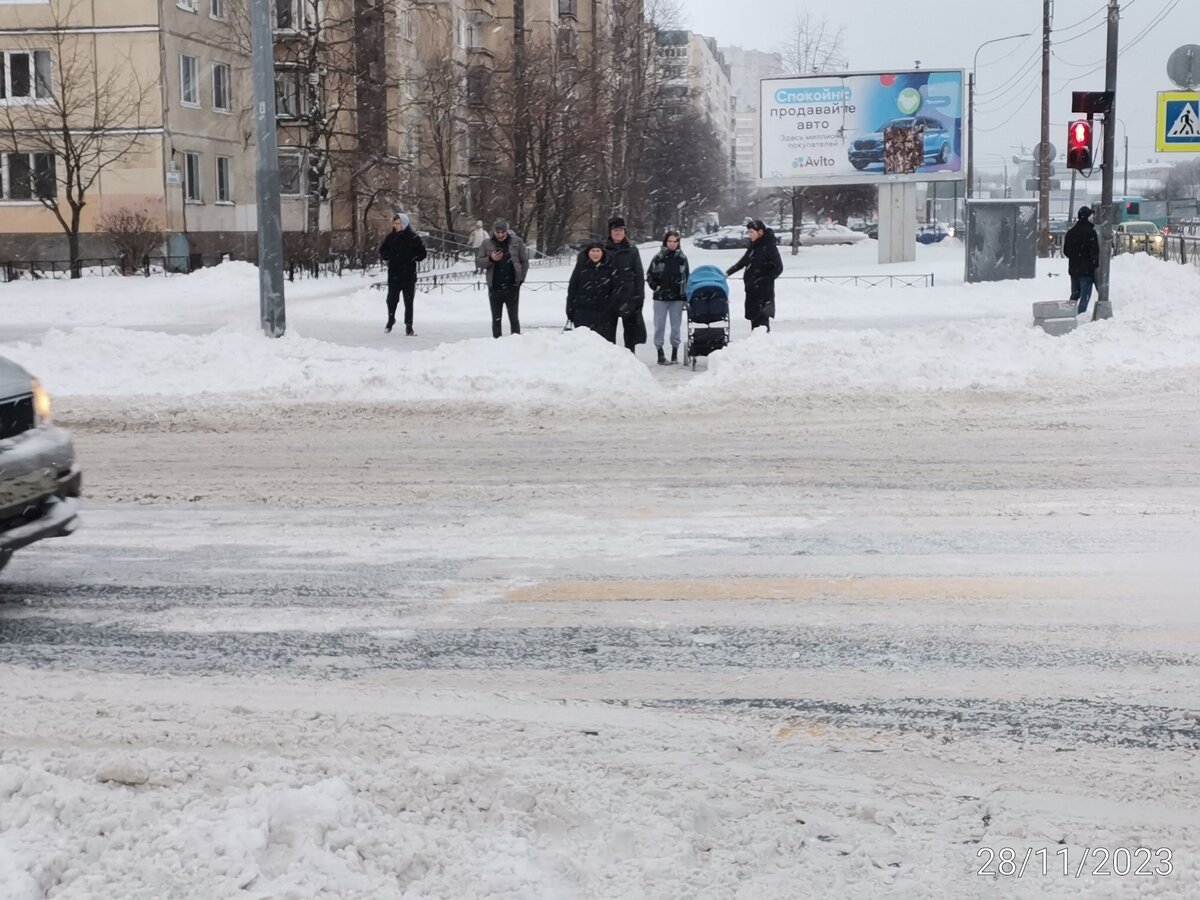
584;241;605;256
1077;207;1092;220
608;216;626;230
493;218;510;232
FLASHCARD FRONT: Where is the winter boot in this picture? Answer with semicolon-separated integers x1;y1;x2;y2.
657;347;667;365
670;346;678;364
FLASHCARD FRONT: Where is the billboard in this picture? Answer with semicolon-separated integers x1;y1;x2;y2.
759;69;965;186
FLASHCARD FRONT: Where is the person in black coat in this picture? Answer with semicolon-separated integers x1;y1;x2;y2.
566;242;619;343
1062;206;1101;315
726;218;783;331
377;213;428;335
604;216;647;353
646;231;690;364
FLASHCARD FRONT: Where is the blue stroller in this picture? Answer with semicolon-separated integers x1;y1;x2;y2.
683;265;731;370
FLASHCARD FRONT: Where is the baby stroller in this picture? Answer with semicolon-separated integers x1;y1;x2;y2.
683;265;731;370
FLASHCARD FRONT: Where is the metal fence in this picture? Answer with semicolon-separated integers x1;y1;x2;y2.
396;271;936;294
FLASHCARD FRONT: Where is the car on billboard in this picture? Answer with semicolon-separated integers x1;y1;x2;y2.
847;116;953;171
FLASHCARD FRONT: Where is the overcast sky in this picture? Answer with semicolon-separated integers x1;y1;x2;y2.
682;0;1197;173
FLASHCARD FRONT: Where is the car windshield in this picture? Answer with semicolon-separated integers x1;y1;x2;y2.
1126;223;1156;234
879;117;918;131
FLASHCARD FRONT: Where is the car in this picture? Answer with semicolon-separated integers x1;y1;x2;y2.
916;222;951;244
0;355;81;575
694;226;751;250
848;116;953;171
849;221;880;240
792;223;870;246
1113;221;1164;255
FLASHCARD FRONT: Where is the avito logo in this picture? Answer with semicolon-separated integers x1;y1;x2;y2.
792;155;836;169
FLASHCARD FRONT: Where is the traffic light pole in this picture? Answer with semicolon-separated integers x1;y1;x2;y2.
1094;0;1120;319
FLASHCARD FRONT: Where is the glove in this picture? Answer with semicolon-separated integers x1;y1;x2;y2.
724;268;734;276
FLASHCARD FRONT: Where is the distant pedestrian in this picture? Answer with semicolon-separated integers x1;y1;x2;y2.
726;218;783;331
378;213;427;335
1063;206;1100;315
604;216;646;353
476;218;528;338
470;220;488;249
566;242;619;343
646;231;689;365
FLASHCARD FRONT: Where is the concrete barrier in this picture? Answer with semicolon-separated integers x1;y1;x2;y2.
1032;299;1077;336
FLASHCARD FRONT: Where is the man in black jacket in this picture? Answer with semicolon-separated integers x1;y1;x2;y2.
476;218;529;338
604;216;646;353
378;213;428;335
1062;207;1100;315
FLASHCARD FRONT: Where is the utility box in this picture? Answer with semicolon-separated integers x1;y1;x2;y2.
966;199;1038;283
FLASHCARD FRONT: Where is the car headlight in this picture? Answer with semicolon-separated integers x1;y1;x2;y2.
31;378;52;423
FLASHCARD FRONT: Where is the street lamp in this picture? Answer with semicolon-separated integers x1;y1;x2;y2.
968;32;1031;199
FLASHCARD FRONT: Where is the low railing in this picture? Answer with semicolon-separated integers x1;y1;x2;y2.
401;272;937;293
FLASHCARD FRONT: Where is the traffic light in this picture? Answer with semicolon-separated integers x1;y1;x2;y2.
1066;120;1093;170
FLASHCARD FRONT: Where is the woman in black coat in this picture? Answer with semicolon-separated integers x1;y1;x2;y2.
726;219;783;331
566;243;619;343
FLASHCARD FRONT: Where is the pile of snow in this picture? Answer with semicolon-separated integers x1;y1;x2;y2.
3;249;1199;410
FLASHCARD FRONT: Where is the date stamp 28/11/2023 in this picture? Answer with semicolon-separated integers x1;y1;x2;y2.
977;846;1173;878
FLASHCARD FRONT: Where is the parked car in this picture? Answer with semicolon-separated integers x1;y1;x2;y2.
694;226;751;250
791;223;870;246
916;222;951;244
0;355;81;575
849;221;880;240
848;116;953;171
1113;221;1164;255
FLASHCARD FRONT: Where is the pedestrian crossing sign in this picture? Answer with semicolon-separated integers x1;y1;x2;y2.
1157;92;1200;152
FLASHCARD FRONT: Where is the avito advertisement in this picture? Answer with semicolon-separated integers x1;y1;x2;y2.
759;70;964;186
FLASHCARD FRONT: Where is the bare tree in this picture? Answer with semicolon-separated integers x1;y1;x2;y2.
777;12;846;75
0;0;158;276
99;208;165;273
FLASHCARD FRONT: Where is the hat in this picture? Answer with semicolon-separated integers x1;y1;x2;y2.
493;218;510;232
1077;207;1092;220
393;212;410;229
608;216;626;230
584;241;605;255
475;220;483;228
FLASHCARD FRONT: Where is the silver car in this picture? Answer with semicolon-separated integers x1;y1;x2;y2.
0;355;81;574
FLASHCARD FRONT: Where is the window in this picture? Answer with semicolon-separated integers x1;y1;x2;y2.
466;67;486;107
454;16;466;50
212;62;231;111
558;0;577;17
1;151;55;201
278;153;302;195
178;0;197;10
1;49;52;101
465;18;480;51
215;155;232;202
275;68;302;118
209;0;225;18
557;27;576;58
180;54;199;106
398;5;416;41
183;151;201;201
274;0;297;31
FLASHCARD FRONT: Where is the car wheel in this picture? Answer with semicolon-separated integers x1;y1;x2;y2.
937;143;949;164
850;159;870;170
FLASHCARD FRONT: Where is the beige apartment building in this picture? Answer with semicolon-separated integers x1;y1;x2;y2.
654;30;735;190
0;0;257;263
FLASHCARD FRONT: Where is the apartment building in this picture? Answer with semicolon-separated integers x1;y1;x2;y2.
0;0;258;262
654;30;734;188
722;45;783;186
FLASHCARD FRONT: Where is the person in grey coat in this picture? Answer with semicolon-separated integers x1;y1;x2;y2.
476;218;529;338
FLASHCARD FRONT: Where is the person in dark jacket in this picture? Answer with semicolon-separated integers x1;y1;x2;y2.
566;242;619;343
378;213;428;335
604;216;646;353
1062;206;1101;315
646;231;690;365
476;218;529;338
726;218;783;331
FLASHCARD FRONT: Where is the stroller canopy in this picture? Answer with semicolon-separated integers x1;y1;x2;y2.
686;265;729;302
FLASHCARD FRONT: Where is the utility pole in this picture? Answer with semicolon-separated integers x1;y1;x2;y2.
1123;132;1129;196
1094;0;1120;319
1038;0;1052;257
251;0;286;337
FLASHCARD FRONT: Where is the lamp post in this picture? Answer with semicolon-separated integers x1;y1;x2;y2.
968;32;1031;199
1116;116;1129;197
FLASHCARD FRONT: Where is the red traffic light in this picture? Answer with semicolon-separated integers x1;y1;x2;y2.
1067;120;1093;170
